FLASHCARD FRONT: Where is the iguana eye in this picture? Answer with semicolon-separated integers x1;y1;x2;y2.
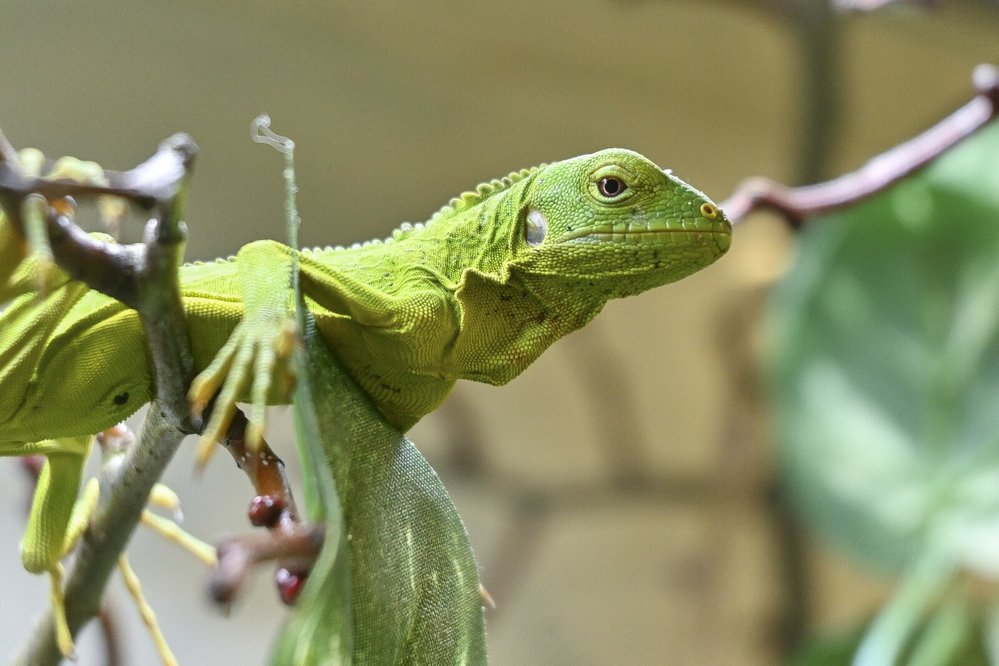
589;164;638;204
597;176;627;198
113;392;130;406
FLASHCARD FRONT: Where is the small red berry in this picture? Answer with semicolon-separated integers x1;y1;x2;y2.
248;495;285;527
276;567;307;605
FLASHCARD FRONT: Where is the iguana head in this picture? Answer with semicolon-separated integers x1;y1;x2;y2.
447;148;731;388
509;148;731;295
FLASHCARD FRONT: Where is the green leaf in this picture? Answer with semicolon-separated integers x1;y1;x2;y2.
273;318;486;664
766;121;999;574
263;124;485;664
271;314;353;664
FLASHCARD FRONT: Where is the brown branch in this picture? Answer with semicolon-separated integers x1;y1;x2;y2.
220;412;301;530
2;127;317;637
96;602;124;666
207;409;326;606
722;63;999;227
8;131;200;665
834;0;939;10
175;405;331;609
210;525;323;607
0;135;195;308
0;133;192;209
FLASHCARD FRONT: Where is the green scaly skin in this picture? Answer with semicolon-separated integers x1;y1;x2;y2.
2;148;730;449
0;149;730;657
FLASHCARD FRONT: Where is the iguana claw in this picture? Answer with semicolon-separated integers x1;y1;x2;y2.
189;315;298;468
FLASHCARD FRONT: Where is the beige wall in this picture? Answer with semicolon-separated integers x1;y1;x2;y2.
0;2;995;662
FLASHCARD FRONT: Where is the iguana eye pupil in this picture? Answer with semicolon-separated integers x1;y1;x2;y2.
113;392;129;406
598;177;626;198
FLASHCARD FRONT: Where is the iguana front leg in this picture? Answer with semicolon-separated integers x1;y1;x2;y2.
187;238;429;463
18;437;92;658
189;240;299;465
19;437;215;662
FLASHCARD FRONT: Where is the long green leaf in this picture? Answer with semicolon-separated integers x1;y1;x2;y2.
274;313;486;665
268;119;485;664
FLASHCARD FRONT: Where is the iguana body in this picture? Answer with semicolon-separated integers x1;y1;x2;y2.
2;148;730;447
0;147;729;657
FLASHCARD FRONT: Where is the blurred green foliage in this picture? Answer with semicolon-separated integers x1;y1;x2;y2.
790;616;990;666
768;120;999;662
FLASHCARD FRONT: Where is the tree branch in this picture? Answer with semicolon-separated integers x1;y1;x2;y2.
3;128;318;657
209;410;324;607
722;64;999;226
0;134;195;308
1;132;200;664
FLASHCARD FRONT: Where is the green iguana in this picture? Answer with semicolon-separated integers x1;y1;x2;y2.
0;147;731;657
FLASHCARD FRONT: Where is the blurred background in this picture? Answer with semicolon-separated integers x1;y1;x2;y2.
1;1;998;663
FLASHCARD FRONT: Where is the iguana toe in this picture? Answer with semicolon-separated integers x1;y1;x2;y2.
48;564;76;659
190;318;297;467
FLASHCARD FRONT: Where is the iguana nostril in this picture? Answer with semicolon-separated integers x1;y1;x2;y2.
699;202;720;220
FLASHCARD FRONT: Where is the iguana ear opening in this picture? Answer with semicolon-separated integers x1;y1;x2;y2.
525;209;548;247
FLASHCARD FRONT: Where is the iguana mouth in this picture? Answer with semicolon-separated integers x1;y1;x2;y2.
561;223;732;251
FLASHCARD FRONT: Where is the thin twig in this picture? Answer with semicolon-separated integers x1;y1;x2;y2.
722;64;999;226
221;410;301;531
208;409;325;606
97;602;124;666
0;128;20;166
210;525;324;606
0;134;191;209
834;0;939;10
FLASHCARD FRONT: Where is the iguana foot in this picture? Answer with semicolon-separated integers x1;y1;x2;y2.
17;440;92;658
34;473;211;661
0;150;127;296
189;315;298;468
